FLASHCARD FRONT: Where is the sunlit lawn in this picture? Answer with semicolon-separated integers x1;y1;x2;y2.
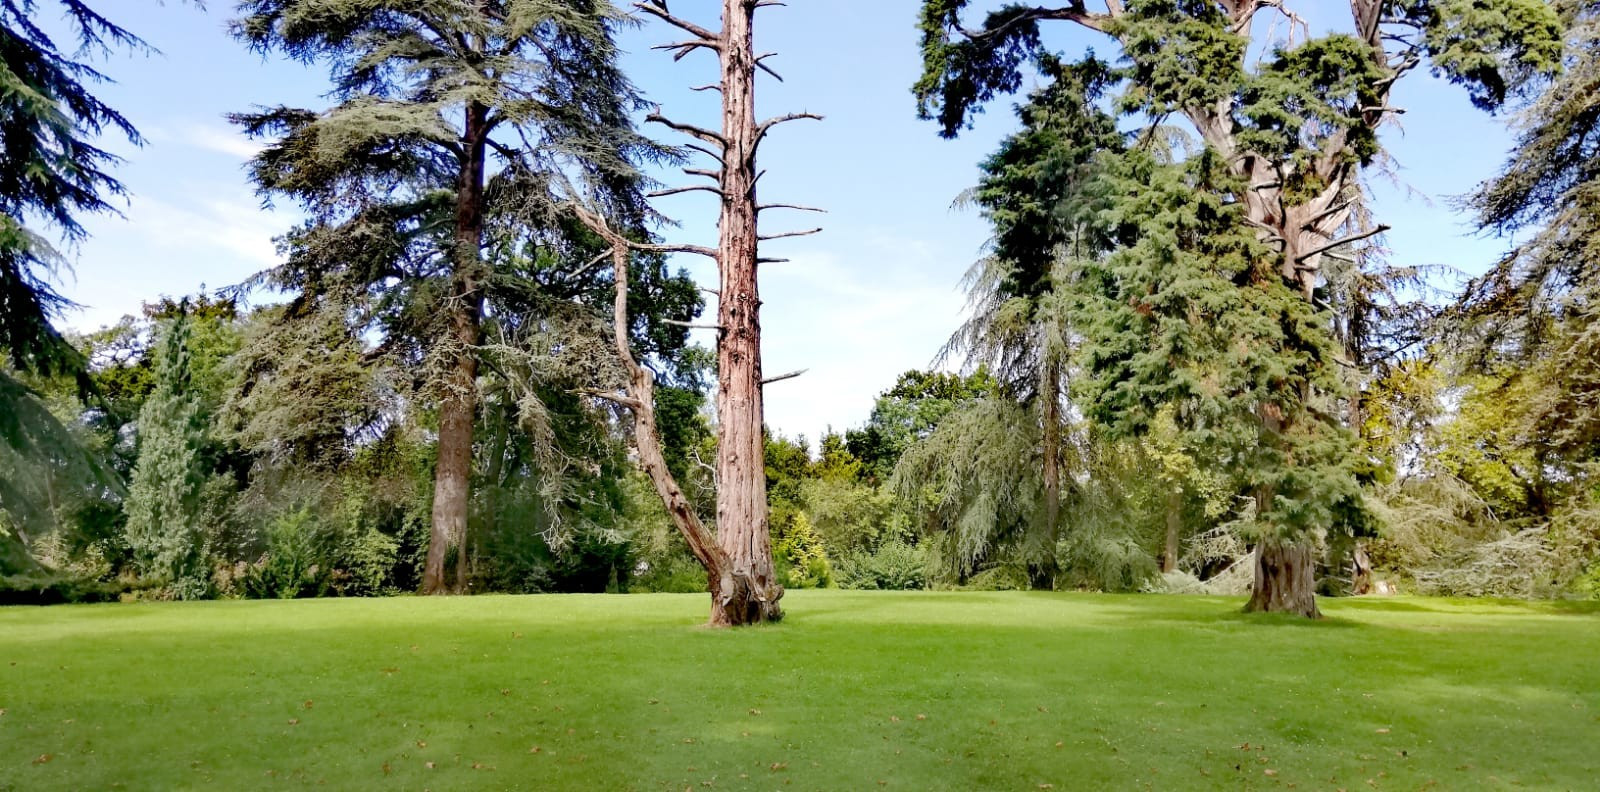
2;590;1598;790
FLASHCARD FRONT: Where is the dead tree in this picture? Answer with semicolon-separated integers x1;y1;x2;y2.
577;0;820;626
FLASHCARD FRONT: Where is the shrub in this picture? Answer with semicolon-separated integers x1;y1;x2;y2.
835;539;930;590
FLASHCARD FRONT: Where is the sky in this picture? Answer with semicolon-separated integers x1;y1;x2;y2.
43;1;1522;445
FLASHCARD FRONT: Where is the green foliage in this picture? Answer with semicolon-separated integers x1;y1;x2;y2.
834;540;931;590
0;1;147;380
123;314;211;599
845;369;995;482
774;513;832;590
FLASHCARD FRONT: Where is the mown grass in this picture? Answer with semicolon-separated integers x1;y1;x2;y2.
2;591;1597;790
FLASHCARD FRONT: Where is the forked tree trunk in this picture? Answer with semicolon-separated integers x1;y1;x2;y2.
711;0;782;624
618;0;819;624
1245;539;1321;618
424;102;489;595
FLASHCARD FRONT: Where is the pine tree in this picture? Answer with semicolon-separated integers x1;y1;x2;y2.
232;0;666;593
125;312;210;598
913;0;1565;616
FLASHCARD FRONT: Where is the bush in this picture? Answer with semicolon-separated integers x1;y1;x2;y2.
834;540;930;590
0;573;125;605
631;552;707;593
240;508;332;599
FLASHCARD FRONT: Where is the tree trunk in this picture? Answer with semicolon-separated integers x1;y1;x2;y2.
1245;539;1321;618
709;0;782;625
424;102;489;595
1161;487;1181;574
1031;355;1062;590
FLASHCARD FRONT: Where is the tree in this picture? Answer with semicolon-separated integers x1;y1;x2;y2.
571;0;821;625
1462;0;1600;469
914;0;1564;616
0;2;162;571
233;0;664;593
124;312;210;598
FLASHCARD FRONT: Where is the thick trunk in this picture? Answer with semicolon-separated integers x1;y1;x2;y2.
423;102;489;595
1161;488;1181;574
1245;539;1322;618
710;0;782;624
1031;356;1062;590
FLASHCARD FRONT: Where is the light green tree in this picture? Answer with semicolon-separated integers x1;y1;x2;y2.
125;313;210;598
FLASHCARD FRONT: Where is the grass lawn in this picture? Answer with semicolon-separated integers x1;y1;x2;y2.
2;591;1598;790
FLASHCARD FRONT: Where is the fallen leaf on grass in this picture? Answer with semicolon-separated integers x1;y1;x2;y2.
381;762;391;776
890;716;900;723
1039;784;1054;789
417;741;427;749
529;746;542;754
769;762;787;771
1054;742;1064;748
425;762;435;770
916;714;927;721
1375;728;1390;734
287;719;300;726
1264;769;1278;777
749;708;762;716
303;700;314;710
32;754;52;765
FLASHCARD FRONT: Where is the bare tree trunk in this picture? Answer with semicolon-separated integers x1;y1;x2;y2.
710;0;782;624
1032;355;1062;590
424;101;489;595
572;209;774;626
1161;488;1181;574
1245;539;1321;618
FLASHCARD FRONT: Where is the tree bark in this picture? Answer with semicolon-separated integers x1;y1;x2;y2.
1245;539;1322;618
1161;487;1181;574
424;101;489;595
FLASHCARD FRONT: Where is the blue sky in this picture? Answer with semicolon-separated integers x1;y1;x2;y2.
47;1;1520;443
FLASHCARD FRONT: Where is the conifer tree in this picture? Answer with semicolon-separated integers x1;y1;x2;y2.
232;0;665;593
125;312;210;598
914;0;1564;615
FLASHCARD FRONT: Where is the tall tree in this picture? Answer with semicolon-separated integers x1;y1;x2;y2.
914;0;1564;616
233;0;663;593
573;0;821;625
949;55;1124;587
124;311;210;598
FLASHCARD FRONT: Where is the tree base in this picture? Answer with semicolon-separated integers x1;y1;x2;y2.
1244;540;1321;618
708;571;784;627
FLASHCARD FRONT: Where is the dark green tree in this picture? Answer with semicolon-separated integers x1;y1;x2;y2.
233;0;668;593
914;0;1564;615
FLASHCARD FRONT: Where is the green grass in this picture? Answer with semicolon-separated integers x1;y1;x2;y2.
2;592;1598;790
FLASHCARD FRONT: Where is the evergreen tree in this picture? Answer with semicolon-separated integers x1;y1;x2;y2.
0;2;159;570
125;312;210;598
232;0;667;593
913;0;1565;616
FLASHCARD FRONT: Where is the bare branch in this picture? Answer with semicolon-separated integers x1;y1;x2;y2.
754;52;784;82
653;40;722;62
755;112;823;143
575;388;644;411
1296;225;1391;264
649;184;726;200
762;369;808;386
647;110;727;148
757;257;790;264
665;319;724;330
634;1;721;44
684;167;722;182
758;203;827;214
759;227;822;241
